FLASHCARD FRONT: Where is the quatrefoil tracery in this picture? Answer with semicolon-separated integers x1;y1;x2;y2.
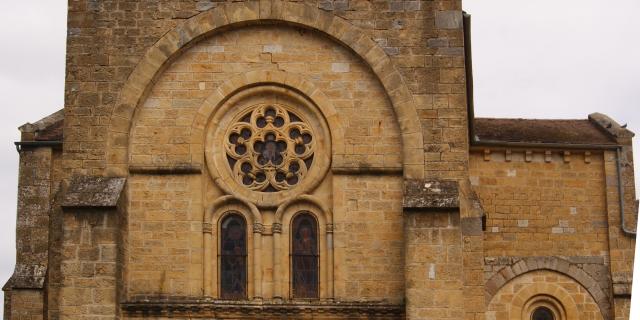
225;104;315;192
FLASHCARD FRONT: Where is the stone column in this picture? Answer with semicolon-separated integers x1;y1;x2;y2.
203;222;213;297
403;180;464;320
253;223;264;300
272;223;283;300
326;223;334;299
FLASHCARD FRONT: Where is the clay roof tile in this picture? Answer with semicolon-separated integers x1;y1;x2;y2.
473;118;617;146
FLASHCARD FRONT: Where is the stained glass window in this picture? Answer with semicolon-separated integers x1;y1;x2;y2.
531;307;555;320
224;103;315;192
291;213;319;299
220;214;247;299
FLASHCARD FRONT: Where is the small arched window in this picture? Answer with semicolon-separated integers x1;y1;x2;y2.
291;213;319;299
531;307;555;320
219;214;247;299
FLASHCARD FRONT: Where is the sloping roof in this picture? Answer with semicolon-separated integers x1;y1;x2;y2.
61;176;127;209
20;109;64;141
17;110;626;146
473;118;617;146
35;117;63;141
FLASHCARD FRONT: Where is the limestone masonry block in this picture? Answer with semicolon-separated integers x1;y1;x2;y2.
3;1;636;319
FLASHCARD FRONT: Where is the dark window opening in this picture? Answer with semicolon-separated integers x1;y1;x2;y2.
220;214;247;299
531;307;555;320
291;213;319;299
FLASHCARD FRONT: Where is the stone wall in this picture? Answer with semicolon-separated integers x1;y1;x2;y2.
15;147;52;274
487;270;604;320
470;145;637;319
46;177;64;320
470;150;610;258
129;24;402;170
3;144;55;320
333;175;404;302
55;176;126;318
58;210;119;318
8;290;44;320
404;210;463;320
585;114;637;320
64;0;468;180
118;0;462;311
126;175;203;296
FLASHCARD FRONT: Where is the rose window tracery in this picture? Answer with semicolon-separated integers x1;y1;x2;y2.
224;103;315;192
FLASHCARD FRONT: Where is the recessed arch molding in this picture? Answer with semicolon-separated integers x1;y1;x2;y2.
106;0;424;179
485;256;611;320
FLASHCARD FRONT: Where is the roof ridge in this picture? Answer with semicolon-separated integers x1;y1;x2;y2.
473;117;617;146
32;109;64;131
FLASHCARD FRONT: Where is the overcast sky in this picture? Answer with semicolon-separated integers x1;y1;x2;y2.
0;0;638;317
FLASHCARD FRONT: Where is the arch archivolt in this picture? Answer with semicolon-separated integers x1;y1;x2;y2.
274;194;332;225
203;196;263;298
193;70;344;155
508;282;578;320
107;0;424;179
486;257;610;320
203;193;334;300
205;195;262;226
118;0;422;302
521;294;569;320
274;197;333;300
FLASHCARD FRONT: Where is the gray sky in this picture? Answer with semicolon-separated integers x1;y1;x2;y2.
0;0;638;316
0;1;67;317
465;0;640;317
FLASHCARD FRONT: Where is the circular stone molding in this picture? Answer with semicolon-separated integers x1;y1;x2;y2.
522;295;566;320
206;85;331;207
224;103;315;192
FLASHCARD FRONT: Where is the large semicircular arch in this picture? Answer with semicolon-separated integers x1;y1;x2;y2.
106;0;424;179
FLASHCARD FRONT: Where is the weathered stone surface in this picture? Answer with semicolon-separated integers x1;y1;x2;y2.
484;256;613;320
474;118;617;146
589;112;635;140
2;265;46;290
612;273;633;297
435;11;463;29
487;270;606;320
404;210;463;319
461;217;482;236
128;164;202;175
613;282;632;297
403;179;459;209
61;176;126;209
122;299;404;318
196;1;216;12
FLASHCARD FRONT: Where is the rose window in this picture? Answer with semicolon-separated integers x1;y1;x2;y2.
224;103;315;192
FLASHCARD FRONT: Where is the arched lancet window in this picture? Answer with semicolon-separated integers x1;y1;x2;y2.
531;306;555;320
219;214;247;299
291;213;319;299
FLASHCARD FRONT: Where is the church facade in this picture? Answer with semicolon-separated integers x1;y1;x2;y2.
3;1;637;319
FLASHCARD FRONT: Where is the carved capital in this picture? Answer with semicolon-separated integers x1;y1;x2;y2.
202;222;213;234
272;223;283;234
253;223;265;234
326;223;334;233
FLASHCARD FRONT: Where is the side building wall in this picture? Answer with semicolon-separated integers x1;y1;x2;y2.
470;144;637;320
